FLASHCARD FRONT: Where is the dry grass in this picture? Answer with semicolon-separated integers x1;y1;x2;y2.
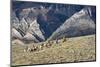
11;34;96;66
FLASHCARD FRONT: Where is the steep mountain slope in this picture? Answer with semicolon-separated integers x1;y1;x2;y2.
49;7;95;40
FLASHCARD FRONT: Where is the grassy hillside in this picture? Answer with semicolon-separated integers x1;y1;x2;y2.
11;34;96;66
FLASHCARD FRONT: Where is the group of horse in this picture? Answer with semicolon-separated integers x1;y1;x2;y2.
24;37;67;52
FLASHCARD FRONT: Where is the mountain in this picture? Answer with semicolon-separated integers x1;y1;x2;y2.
11;1;96;43
48;7;95;40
